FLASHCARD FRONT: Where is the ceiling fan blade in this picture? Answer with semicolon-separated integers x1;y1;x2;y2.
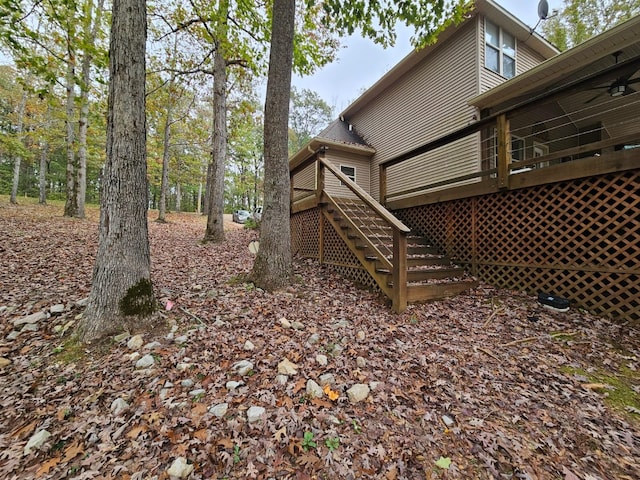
585;91;606;104
626;77;640;85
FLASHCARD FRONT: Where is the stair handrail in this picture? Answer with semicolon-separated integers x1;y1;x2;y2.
318;156;409;312
319;157;410;234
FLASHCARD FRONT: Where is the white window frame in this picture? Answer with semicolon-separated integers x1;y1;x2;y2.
485;19;516;79
340;164;356;185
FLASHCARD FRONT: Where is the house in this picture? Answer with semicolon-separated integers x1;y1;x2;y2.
289;0;640;323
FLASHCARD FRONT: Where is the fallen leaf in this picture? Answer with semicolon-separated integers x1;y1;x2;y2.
126;425;148;439
194;428;208;441
217;438;234;449
323;384;340;401
273;426;287;442
36;457;61;477
62;440;84;462
12;420;37;440
435;456;452;469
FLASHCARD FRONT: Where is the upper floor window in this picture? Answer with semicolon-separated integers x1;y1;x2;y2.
485;19;516;79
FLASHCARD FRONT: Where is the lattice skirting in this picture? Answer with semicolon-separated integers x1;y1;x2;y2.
396;169;640;324
291;208;379;291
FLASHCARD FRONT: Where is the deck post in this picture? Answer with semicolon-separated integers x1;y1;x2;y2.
392;229;407;313
497;114;510;189
380;163;387;205
317;155;325;263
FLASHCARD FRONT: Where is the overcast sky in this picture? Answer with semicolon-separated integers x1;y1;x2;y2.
292;0;560;114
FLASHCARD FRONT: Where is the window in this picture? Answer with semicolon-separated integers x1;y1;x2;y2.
511;136;525;162
340;165;355;185
485;19;516;79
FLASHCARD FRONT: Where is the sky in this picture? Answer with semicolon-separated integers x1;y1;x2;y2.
292;0;560;114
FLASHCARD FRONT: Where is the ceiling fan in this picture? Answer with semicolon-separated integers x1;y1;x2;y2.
586;51;640;103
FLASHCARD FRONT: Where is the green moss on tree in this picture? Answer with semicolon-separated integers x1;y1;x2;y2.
119;278;156;317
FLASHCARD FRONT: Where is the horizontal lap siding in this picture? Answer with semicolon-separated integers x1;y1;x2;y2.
324;151;371;199
350;20;480;201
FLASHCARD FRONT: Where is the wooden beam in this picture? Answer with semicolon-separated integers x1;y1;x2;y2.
497;114;510;189
392;229;407;313
380;163;388;205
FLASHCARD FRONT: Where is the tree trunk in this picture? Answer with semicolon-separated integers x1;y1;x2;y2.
38;140;48;204
196;171;203;214
157;97;173;222
63;55;78;217
76;0;105;219
251;0;294;290
10;91;27;205
80;0;152;343
175;182;182;212
203;0;229;243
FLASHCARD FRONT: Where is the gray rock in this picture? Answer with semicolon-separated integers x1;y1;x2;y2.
332;319;350;328
243;340;255;351
166;457;194;478
276;374;288;385
279;317;291;329
356;356;367;368
209;403;228;418
50;304;65;314
135;354;155;369
442;414;455;428
143;341;162;350
306;379;324;399
307;333;320;345
319;373;336;387
213;319;227;328
291;321;305;331
316;354;328;366
181;379;194;388
0;306;7;314
127;334;144;350
113;332;130;343
159;388;172;401
14;311;46;327
6;331;20;341
174;335;188;345
247;406;266;423
369;381;383;391
111;398;129;416
277;358;298;375
232;360;254;376
356;330;366;341
21;323;39;332
346;384;370;403
24;429;51;455
75;297;89;308
189;389;206;397
176;362;192;371
226;381;244;390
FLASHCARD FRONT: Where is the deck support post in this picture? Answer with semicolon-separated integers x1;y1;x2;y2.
392;229;407;313
317;154;325;263
380;163;387;206
497;114;511;189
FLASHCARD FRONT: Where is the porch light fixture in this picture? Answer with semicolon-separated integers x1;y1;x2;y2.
609;84;626;97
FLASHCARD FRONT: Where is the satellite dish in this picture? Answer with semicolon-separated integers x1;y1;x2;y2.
538;0;549;20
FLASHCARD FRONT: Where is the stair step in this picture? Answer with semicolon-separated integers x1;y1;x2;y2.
408;267;465;281
406;280;479;302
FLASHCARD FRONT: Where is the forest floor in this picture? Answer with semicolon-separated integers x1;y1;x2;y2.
0;198;639;480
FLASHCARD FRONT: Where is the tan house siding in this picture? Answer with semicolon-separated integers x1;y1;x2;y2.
292;163;315;200
324;150;371;199
349;19;480;201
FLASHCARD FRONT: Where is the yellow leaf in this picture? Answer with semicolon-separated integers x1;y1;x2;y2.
273;426;287;442
323;384;340;401
126;425;148;439
36;457;61;477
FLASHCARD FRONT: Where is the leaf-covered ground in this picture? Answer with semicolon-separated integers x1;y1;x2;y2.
1;199;639;480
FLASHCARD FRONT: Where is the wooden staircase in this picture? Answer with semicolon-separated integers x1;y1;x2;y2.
321;195;477;310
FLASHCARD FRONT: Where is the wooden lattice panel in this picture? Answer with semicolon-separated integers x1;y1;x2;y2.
291;207;380;291
291;208;320;258
394;170;640;324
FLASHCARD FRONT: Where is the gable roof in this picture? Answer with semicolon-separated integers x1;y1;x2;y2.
340;0;558;119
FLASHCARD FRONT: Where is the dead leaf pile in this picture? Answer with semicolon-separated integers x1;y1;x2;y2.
0;202;638;479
